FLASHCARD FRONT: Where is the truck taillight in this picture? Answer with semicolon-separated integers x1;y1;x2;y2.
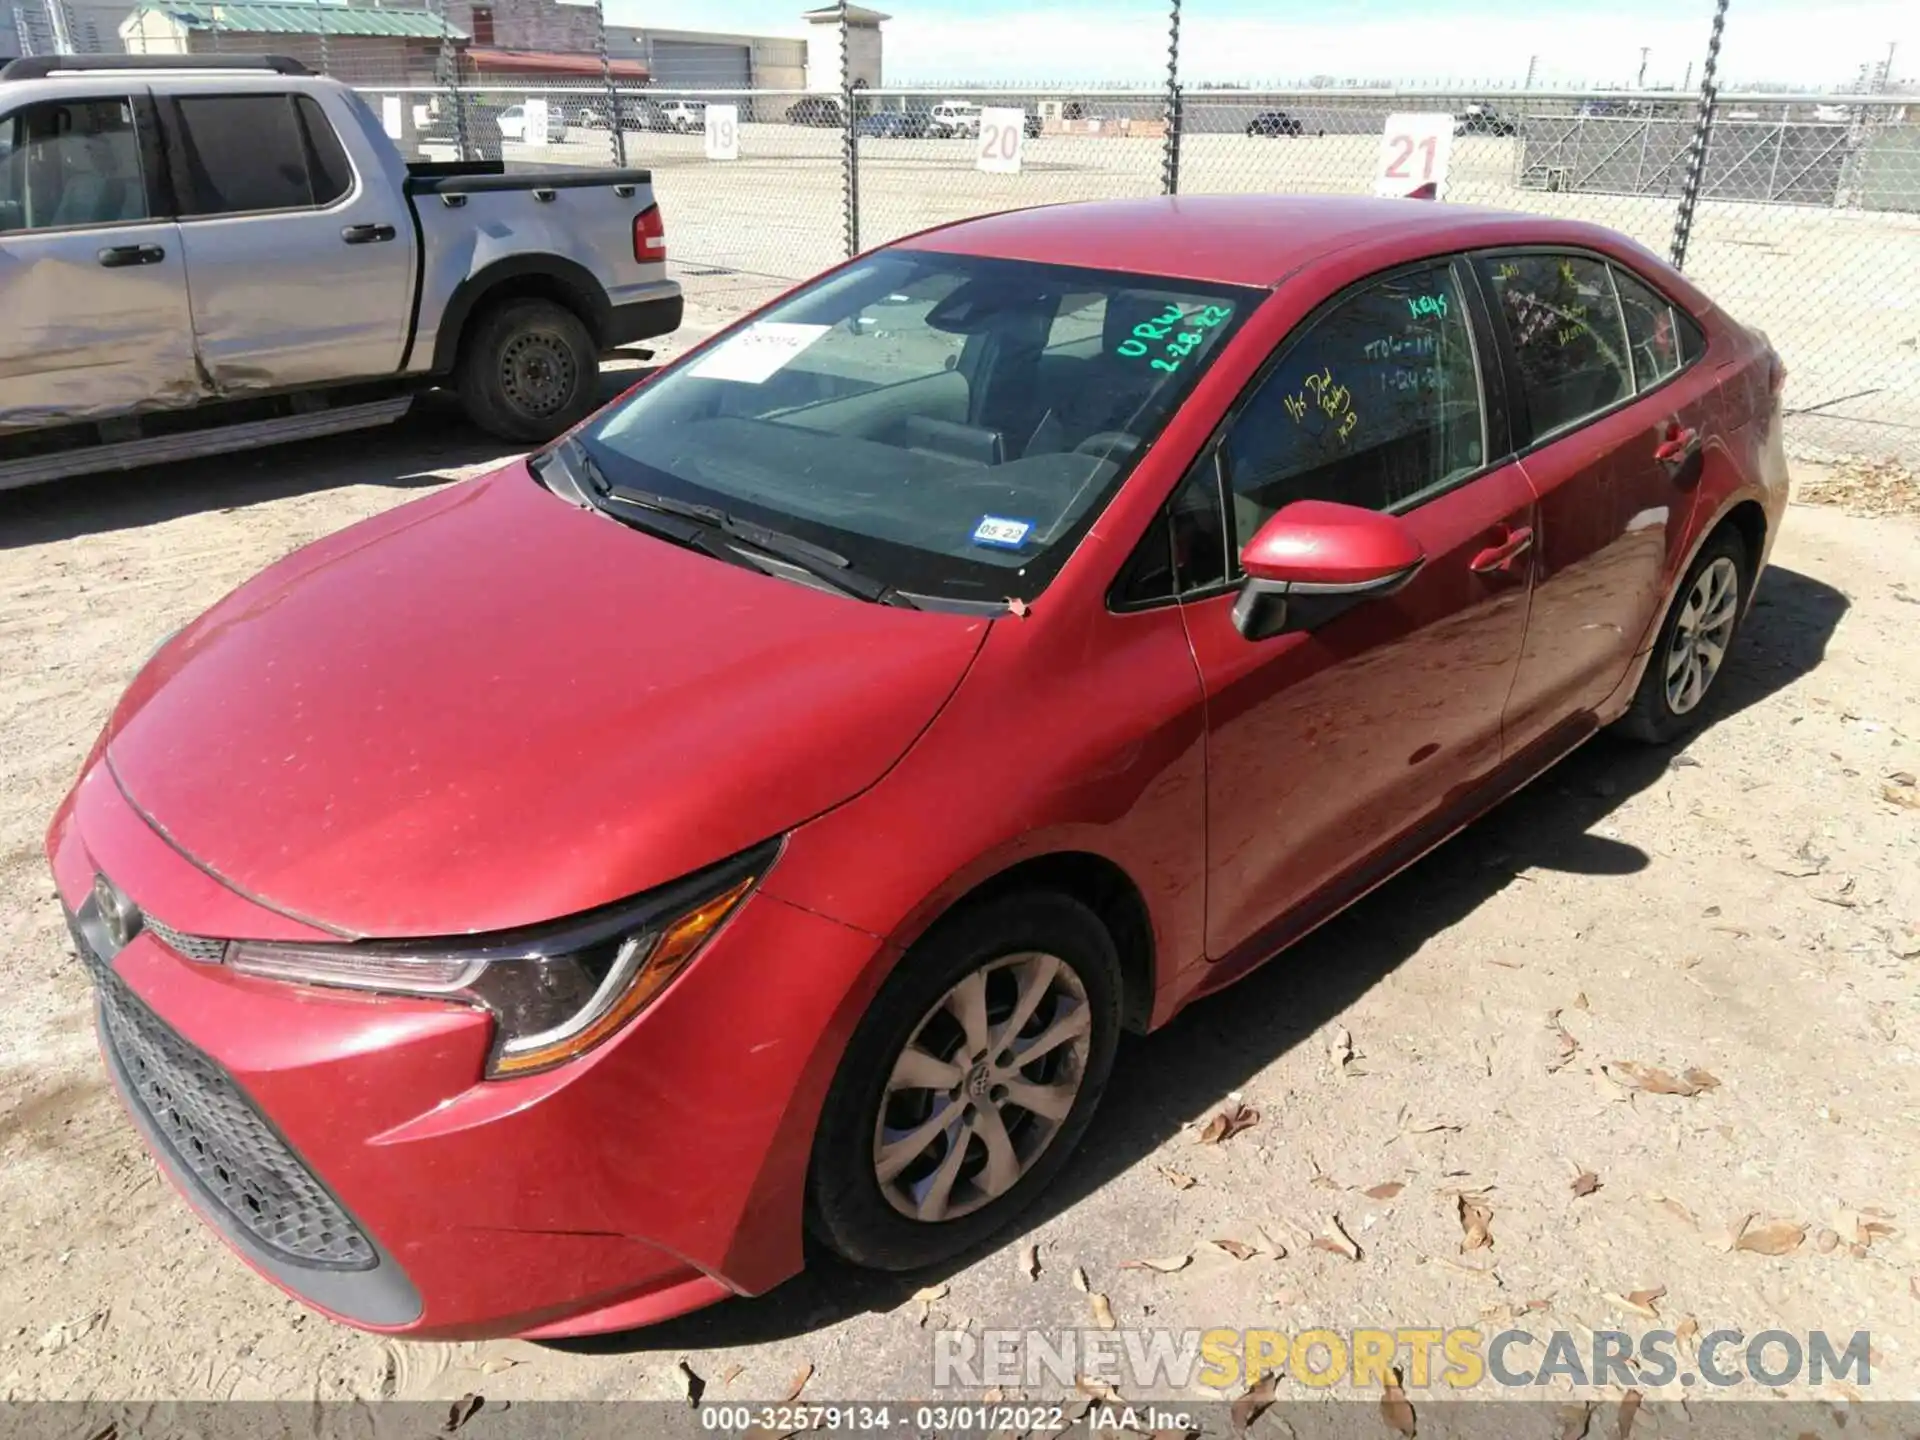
633;205;666;264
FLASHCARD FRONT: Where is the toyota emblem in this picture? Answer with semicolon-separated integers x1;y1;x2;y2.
91;874;142;951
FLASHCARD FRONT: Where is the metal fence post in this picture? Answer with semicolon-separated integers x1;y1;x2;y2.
840;0;860;258
1161;0;1183;195
429;0;467;161
595;0;626;168
1669;0;1730;270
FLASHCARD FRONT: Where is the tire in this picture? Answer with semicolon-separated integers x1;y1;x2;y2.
806;890;1123;1271
456;297;599;445
1616;528;1751;744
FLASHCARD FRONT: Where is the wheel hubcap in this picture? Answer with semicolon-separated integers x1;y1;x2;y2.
873;952;1092;1224
1665;555;1739;716
499;332;576;418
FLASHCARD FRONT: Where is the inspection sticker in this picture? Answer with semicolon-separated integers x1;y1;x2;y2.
688;322;831;384
972;516;1034;550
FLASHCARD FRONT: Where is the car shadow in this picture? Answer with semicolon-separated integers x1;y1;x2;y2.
547;560;1847;1354
0;366;653;551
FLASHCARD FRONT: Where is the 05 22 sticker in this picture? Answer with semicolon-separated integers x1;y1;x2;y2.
972;516;1034;550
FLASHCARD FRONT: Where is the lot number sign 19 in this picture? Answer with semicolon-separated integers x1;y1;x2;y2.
705;104;739;162
1373;112;1453;200
976;108;1027;175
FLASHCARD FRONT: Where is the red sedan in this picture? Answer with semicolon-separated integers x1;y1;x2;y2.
48;195;1787;1340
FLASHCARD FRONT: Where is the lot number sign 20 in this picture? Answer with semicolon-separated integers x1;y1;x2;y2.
976;108;1027;175
1373;112;1453;200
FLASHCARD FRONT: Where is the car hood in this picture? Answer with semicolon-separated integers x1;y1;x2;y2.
104;464;990;938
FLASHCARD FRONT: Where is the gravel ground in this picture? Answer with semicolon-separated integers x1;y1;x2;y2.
1;328;1916;1408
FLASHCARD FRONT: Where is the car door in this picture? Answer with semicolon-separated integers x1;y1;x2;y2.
0;90;201;431
1164;258;1537;964
1477;250;1720;753
160;84;412;392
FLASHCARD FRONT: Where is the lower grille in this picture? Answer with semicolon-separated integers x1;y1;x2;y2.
89;950;377;1271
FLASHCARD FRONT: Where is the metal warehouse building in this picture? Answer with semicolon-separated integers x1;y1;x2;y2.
603;24;808;91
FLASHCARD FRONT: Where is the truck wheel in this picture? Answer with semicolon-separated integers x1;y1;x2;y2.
457;298;598;444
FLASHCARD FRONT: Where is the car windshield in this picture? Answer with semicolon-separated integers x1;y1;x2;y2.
581;250;1260;604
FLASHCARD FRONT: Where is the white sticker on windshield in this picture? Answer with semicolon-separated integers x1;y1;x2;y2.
972;515;1033;550
688;322;831;384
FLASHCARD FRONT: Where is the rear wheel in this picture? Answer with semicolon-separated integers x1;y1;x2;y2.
807;891;1122;1271
1617;529;1750;744
456;298;598;444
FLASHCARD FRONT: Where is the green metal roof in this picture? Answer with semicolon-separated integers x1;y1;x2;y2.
137;2;466;39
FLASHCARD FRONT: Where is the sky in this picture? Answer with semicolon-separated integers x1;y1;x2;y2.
610;0;1918;89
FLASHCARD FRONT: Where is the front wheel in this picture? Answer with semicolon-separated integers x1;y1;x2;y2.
1616;529;1750;744
456;298;599;444
807;891;1122;1271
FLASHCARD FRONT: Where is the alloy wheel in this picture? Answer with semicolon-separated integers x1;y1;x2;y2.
872;952;1092;1223
1665;555;1740;715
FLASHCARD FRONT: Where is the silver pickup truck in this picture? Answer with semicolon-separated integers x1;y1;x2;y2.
0;54;681;489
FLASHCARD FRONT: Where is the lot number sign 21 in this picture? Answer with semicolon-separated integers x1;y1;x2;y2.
976;109;1027;175
1373;112;1453;200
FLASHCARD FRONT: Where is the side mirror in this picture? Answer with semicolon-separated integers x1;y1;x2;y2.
1232;500;1425;641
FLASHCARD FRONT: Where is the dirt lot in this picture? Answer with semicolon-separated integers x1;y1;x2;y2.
2;335;1918;1406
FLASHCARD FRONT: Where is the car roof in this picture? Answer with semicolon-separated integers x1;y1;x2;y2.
896;194;1660;291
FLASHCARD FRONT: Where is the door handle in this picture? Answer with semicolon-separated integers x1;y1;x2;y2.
97;243;165;267
1653;425;1700;466
1469;525;1535;575
341;223;398;244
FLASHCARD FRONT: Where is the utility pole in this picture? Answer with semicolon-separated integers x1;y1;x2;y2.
1637;46;1651;88
1878;41;1897;91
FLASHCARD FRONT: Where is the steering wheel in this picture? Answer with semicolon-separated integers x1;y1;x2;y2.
1073;430;1143;460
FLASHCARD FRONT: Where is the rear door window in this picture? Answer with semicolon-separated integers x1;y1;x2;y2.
171;94;350;216
1478;252;1633;439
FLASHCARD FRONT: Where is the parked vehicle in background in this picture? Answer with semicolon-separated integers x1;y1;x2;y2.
0;55;681;487
1246;109;1304;137
927;101;983;138
1455;103;1518;136
787;95;844;127
495;101;568;144
657;99;704;134
49;193;1786;1340
857;109;928;139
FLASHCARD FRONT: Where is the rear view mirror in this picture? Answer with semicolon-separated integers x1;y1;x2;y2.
1232;500;1424;640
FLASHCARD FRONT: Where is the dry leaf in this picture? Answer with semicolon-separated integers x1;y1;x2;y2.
1883;783;1920;809
1329;1026;1355;1073
1458;1195;1494;1252
1675;1317;1699;1349
1230;1371;1279;1432
442;1395;484;1434
1910;1276;1919;1300
1380;1367;1417;1437
1365;1182;1405;1200
1617;1389;1643;1440
1546;1011;1580;1073
912;1282;949;1303
1889;770;1918;787
720;1363;745;1387
1019;1244;1040;1280
1648;1193;1698;1227
783;1364;813;1402
1733;1217;1808;1255
1312;1214;1361;1261
1571;1170;1602;1198
1604;1061;1720;1097
1158;1166;1198;1190
1211;1238;1259;1261
1255;1223;1290;1259
1606;1285;1664;1319
1831;1208;1898;1248
1557;1401;1596;1440
1122;1252;1193;1274
1090;1292;1116;1329
677;1360;705;1407
1075;1374;1120;1402
1198;1101;1261;1144
1573;992;1591;1010
1071;1265;1090;1293
478;1356;519;1375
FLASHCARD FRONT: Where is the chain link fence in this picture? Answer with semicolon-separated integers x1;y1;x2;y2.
18;0;1911;466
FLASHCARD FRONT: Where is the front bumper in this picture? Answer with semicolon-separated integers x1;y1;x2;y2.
49;761;889;1340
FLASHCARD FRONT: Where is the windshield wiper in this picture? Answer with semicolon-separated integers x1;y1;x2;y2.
599;475;915;609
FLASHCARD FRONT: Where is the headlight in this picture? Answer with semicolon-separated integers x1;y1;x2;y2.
226;841;776;1077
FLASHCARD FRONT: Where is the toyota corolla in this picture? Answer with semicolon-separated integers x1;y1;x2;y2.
48;195;1788;1339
